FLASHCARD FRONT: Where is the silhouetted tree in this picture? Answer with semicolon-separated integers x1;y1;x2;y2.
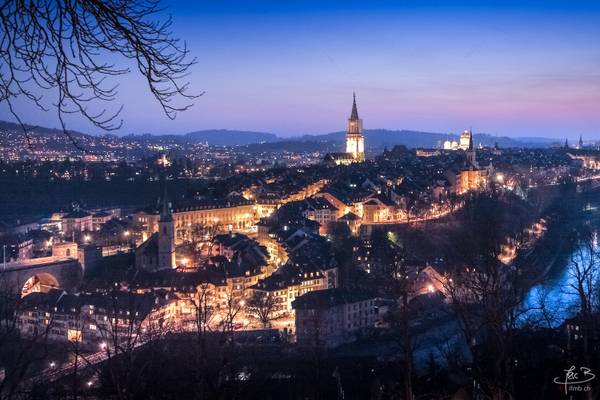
0;0;198;148
246;291;278;329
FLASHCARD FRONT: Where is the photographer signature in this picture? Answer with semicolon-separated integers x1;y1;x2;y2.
553;365;596;395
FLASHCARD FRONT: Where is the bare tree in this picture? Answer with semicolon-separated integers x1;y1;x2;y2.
372;229;416;400
92;291;167;400
442;195;535;400
565;230;600;396
187;282;217;398
0;274;56;400
0;0;198;148
246;291;279;329
221;287;244;340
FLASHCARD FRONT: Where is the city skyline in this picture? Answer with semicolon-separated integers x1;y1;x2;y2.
3;3;600;398
1;0;599;139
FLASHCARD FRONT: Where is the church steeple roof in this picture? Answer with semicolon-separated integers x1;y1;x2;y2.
160;176;172;222
468;128;473;151
350;92;359;120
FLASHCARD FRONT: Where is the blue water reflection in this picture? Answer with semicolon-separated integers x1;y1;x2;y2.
522;234;598;327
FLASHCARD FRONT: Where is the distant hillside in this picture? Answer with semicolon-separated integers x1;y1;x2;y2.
0;119;563;158
0;121;281;147
0;120;89;139
184;129;279;146
295;129;561;150
240;140;340;154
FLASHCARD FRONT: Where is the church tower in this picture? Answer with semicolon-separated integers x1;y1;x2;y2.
466;129;477;168
157;180;176;269
346;93;365;161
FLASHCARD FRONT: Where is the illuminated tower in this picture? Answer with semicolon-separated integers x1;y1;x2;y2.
466;129;477;167
158;180;176;269
345;93;365;161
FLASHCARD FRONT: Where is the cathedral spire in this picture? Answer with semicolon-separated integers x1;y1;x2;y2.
350;92;359;120
160;176;172;222
468;128;473;151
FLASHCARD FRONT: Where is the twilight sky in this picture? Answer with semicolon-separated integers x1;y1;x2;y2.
1;0;599;138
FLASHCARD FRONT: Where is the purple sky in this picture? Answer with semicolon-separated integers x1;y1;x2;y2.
1;1;599;139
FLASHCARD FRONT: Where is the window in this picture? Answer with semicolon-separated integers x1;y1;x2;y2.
67;329;82;342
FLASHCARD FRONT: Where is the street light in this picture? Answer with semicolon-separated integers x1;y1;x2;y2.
99;342;107;351
49;361;56;368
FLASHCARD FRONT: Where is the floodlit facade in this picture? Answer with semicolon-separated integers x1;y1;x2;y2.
324;93;366;165
345;93;365;162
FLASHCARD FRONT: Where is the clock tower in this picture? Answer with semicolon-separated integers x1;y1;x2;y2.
345;93;365;162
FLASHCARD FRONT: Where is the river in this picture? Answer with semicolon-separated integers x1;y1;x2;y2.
522;201;600;327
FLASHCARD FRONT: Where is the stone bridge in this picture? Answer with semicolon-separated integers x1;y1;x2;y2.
0;256;83;296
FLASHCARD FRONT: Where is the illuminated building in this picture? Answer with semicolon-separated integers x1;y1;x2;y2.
61;210;92;237
443;140;459;150
345;93;365;161
280;179;330;204
172;198;256;241
324;93;366;165
134;196;257;244
251;264;338;318
16;290;176;347
459;129;472;150
443;129;473;151
446;135;493;194
361;194;402;223
567;151;600;170
302;197;339;234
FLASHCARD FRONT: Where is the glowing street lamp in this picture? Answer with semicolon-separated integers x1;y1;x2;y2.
84;235;91;243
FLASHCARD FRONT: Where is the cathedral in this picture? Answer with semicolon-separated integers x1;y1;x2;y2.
324;93;366;165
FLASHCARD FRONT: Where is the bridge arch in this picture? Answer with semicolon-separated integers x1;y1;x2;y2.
21;272;60;297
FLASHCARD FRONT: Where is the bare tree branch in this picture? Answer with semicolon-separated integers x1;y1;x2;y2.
0;0;200;151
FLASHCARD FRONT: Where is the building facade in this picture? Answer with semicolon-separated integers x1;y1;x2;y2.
293;288;378;348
